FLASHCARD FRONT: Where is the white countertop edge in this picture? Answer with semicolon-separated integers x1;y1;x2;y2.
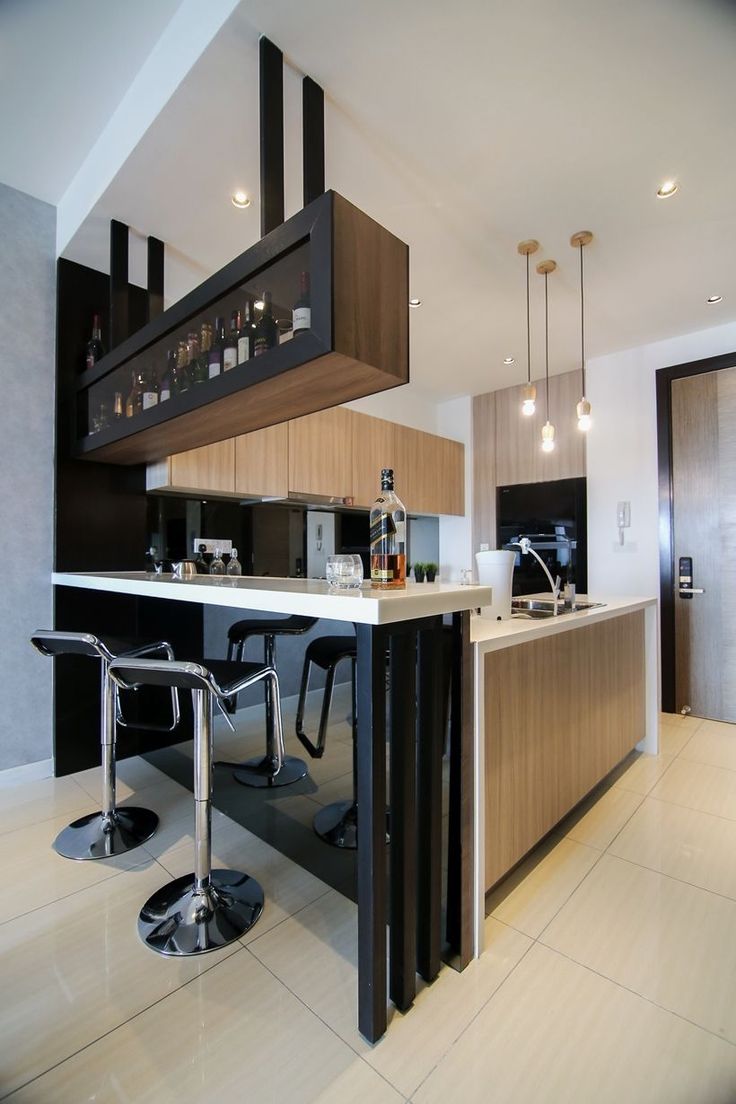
52;572;491;627
472;595;657;652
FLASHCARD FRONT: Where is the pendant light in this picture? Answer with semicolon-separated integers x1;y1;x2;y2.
536;259;557;452
570;230;593;432
517;239;539;415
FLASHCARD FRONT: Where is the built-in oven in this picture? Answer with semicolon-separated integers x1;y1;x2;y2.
496;477;587;596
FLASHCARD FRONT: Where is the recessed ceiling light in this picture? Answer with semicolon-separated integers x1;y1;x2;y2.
656;180;678;199
231;190;251;208
707;294;723;304
503;356;515;365
409;298;422;307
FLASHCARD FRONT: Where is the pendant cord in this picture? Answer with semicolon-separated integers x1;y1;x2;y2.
526;253;531;385
544;271;550;421
579;243;586;398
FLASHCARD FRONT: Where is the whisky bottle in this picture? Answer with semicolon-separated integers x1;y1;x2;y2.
254;292;278;356
223;312;238;371
370;468;406;589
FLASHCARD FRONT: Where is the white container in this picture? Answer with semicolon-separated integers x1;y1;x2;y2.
475;549;516;621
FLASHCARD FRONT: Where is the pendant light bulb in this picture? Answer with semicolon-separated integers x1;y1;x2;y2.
521;382;537;416
577;397;592;432
541;421;556;452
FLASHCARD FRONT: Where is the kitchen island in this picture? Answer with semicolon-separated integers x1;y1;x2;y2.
471;595;658;950
53;571;490;1043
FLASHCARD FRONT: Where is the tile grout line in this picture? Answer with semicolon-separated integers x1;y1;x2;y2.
237;884;335;949
600;847;736;907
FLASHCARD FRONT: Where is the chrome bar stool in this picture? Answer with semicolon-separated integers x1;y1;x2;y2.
296;635;390;849
29;630;179;860
218;615;316;788
108;657;278;955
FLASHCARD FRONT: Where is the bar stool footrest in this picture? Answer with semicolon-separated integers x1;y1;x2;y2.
232;754;308;789
53;807;159;861
138;869;264;955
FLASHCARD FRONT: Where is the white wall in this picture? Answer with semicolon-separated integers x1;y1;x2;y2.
586;321;736;601
436;395;473;582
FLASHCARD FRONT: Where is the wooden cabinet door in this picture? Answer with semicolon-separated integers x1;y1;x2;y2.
351;413;400;508
397;428;465;515
169;439;235;493
288;408;354;499
234;424;288;498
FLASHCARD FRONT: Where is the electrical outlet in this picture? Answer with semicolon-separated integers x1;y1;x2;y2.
193;537;233;554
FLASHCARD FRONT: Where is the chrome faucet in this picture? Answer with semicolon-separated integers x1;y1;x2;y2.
509;536;562;614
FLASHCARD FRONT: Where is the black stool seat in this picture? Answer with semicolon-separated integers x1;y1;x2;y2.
303;635;357;671
227;615;317;646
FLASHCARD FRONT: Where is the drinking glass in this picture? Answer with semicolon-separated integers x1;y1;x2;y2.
326;554;362;589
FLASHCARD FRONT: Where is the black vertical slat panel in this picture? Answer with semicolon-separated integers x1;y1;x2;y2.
302;76;325;206
389;626;417;1011
416;617;444;980
147;236;165;322
109;219;130;349
259;36;285;237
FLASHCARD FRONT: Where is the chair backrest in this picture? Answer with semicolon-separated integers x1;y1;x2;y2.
30;630;107;660
109;657;214;694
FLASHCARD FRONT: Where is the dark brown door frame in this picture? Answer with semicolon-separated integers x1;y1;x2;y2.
656;349;736;712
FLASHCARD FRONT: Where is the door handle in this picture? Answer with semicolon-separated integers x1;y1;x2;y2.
678;587;705;596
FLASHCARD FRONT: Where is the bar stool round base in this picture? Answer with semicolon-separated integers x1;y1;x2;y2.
138;869;264;956
313;800;391;850
232;754;308;789
53;807;159;861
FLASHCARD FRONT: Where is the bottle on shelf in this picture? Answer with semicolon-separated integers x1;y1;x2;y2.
237;300;254;363
194;544;209;575
210;547;226;575
369;468;406;590
113;391;124;419
292;271;311;337
142;367;160;411
125;368;143;417
226;547;242;576
186;331;204;385
176;340;191;392
196;323;212;384
160;350;175;402
209;317;225;378
85;314;105;370
254;291;278;356
223;312;238;371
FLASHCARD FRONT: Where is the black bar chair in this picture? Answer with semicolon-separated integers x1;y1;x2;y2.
296;635;390;849
29;630;179;860
219;615;316;788
108;656;281;955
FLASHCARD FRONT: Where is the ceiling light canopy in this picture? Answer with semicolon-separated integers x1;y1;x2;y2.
656;180;678;199
503;356;515;364
707;294;723;304
231;190;251;208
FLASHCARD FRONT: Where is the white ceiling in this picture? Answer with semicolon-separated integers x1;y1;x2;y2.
3;0;736;401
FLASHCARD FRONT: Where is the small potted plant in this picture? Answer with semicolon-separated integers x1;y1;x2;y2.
413;562;426;583
425;562;438;583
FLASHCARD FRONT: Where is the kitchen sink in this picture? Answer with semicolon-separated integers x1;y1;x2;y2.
510;597;606;620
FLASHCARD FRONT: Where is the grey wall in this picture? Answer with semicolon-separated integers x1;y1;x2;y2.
0;183;56;770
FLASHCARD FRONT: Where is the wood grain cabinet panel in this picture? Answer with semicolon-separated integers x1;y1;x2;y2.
494;370;585;487
288;408;354;499
484;611;645;889
397;428;465;516
168;439;235;494
234;424;288;498
351;414;400;508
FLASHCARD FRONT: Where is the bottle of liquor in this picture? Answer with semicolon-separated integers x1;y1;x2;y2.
142;367;159;411
160;350;175;402
292;271;311;337
237;301;254;363
370;468;406;590
113;391;124;419
209;317;225;378
226;546;242;576
196;323;212;384
85;314;105;370
254;292;278;356
176;340;191;392
194;544;209;575
125;369;142;418
210;547;226;575
223;312;239;371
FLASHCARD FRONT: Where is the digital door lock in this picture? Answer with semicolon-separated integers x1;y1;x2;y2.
678;556;705;598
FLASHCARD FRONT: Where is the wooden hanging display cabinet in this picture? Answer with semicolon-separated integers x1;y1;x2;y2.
74;189;409;465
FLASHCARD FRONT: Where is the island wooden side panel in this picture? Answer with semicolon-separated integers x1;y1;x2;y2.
484;611;645;890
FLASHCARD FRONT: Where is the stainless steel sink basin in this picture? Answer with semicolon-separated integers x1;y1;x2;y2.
510;608;558;620
510;598;606;620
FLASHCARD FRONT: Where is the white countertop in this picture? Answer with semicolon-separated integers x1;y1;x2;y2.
472;594;657;652
52;571;491;627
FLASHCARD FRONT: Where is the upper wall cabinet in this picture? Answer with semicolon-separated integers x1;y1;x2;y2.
288;408;354;500
75;191;409;465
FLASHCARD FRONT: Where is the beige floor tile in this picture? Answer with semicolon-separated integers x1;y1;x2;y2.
0;808;148;924
613;750;674;795
680;719;736;773
72;754;171;802
308;770;355;808
9;949;403;1104
0;862;238;1096
650;756;736;820
541;853;736;1042
413;943;736;1104
156;814;332;945
487;837;600;938
660;711;704;735
564;785;643;850
610;797;736;900
0;774;93;835
659;718;697;756
248;891;531;1098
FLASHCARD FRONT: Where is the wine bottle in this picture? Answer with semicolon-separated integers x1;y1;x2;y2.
113;391;124;419
195;323;212;384
238;300;254;363
223;312;238;371
125;369;142;418
176;340;191;392
142;367;159;411
160;350;175;402
209;317;225;378
292;271;311;337
85;314;105;370
369;468;406;589
254;292;278;356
